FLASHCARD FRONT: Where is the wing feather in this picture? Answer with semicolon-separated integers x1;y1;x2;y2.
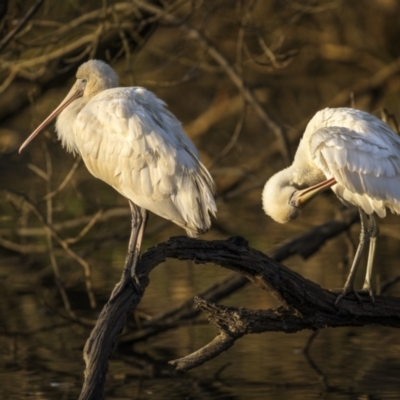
74;87;216;235
309;124;400;215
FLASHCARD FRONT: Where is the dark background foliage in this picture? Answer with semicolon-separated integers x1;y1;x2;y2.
1;1;400;398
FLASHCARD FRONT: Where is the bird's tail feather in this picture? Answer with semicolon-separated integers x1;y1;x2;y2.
178;162;217;237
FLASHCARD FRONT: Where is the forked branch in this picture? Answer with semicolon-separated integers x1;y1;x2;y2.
79;207;400;398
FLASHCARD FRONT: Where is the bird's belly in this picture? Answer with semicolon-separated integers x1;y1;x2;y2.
81;154;189;226
331;184;354;207
332;184;387;217
82;155;118;189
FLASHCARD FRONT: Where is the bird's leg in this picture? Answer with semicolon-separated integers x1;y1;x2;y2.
335;208;370;305
115;201;148;297
360;214;379;303
129;204;148;282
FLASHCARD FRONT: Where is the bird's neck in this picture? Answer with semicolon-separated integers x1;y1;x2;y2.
292;140;326;187
55;97;89;154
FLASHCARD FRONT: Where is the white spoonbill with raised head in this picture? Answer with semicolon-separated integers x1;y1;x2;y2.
262;107;400;304
19;59;217;284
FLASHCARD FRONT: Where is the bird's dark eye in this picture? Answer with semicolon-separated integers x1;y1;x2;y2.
81;78;87;84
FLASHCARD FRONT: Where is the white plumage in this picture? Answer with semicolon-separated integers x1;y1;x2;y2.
262;107;400;303
20;59;217;238
19;60;217;283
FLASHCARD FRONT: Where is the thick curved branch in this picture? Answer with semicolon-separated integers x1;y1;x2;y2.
170;283;400;371
120;207;359;343
138;235;400;314
79;278;144;400
81;231;400;385
145;233;399;372
155;236;400;370
80;208;400;397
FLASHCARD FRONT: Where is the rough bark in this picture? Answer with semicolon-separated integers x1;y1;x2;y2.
78;207;400;399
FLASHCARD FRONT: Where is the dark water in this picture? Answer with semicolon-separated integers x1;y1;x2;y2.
1;178;400;399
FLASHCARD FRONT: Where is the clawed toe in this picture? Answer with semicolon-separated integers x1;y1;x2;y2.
359;286;375;304
333;287;375;306
132;274;144;296
334;287;362;306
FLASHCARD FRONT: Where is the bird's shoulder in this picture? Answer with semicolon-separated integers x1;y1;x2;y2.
307;121;400;182
78;87;197;152
79;87;164;126
307;108;400;159
75;87;206;199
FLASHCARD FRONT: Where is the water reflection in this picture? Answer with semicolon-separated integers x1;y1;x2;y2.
2;224;400;399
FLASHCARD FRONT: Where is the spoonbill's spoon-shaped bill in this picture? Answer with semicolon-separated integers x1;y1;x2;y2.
19;82;86;153
289;177;337;208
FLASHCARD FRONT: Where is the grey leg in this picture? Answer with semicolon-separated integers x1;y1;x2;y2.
129;203;148;281
125;201;148;283
335;208;370;305
361;213;379;303
113;201;148;296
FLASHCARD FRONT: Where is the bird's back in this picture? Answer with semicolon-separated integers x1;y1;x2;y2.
305;108;400;217
304;107;397;141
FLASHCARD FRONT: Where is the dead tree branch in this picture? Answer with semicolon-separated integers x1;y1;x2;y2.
79;207;400;399
143;236;400;371
80;228;400;397
120;207;359;344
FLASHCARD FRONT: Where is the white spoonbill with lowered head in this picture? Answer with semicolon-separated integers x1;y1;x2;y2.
19;59;217;285
262;107;400;304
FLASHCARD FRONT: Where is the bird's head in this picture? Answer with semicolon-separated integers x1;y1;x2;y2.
262;169;303;224
262;168;336;224
18;60;119;153
76;60;119;96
